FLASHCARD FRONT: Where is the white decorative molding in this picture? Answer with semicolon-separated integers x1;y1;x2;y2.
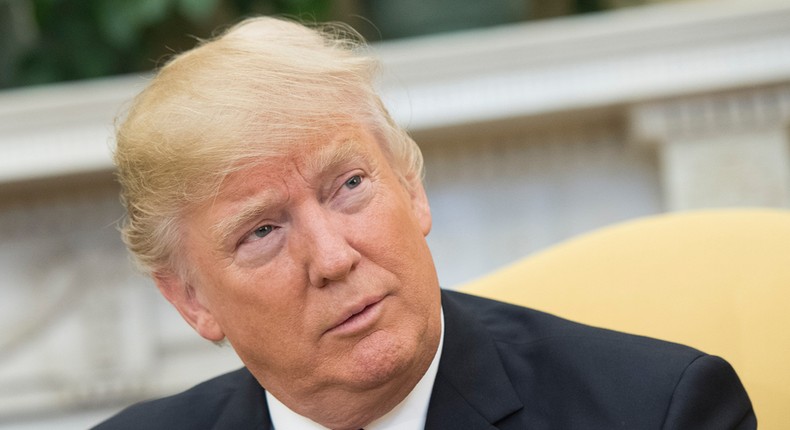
0;77;145;183
424;118;662;287
630;84;790;144
2;0;790;184
375;0;790;130
660;130;790;210
629;85;790;210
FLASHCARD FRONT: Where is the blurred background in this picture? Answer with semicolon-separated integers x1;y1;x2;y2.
1;0;789;428
0;0;690;90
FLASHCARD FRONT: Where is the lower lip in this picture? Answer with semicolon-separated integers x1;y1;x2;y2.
327;298;385;336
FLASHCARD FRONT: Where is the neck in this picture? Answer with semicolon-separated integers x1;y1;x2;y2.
264;320;443;429
280;341;437;429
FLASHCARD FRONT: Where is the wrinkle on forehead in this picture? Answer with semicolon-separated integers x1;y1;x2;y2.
300;132;380;178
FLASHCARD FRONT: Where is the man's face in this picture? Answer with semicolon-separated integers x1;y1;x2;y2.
160;124;442;414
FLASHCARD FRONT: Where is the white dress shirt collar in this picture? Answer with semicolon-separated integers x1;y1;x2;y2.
266;308;445;430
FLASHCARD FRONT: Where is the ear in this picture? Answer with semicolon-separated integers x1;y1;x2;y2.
154;271;225;342
405;175;432;236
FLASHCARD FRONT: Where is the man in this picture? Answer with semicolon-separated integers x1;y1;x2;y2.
96;17;755;429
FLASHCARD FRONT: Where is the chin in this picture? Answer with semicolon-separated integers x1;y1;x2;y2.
343;329;417;389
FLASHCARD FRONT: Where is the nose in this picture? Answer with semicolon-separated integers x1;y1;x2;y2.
299;206;361;288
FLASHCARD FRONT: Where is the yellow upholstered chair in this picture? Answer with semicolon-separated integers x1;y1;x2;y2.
461;209;790;428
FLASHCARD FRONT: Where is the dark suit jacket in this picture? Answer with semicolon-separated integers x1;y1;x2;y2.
94;290;756;429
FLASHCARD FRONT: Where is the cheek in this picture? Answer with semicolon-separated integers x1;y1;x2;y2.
366;186;425;238
200;266;306;342
215;287;314;374
358;198;438;295
372;205;431;260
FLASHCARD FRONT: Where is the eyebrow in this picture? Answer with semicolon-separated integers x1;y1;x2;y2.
211;193;281;247
303;137;377;176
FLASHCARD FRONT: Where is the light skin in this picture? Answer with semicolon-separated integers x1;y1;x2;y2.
155;124;443;429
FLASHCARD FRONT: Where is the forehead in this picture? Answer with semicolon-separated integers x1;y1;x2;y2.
301;129;382;176
227;125;384;191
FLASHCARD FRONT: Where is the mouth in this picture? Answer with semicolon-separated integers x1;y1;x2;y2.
325;295;386;336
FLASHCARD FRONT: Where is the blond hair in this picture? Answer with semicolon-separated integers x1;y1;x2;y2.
114;17;423;277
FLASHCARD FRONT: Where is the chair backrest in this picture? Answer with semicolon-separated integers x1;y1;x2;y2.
460;209;790;428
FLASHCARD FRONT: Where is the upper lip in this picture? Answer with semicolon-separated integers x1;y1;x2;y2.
325;294;386;333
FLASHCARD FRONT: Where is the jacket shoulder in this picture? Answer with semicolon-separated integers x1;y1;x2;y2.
92;368;257;430
441;290;755;428
444;289;700;355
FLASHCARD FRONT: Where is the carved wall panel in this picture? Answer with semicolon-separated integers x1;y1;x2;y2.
0;184;241;427
423;118;662;287
631;84;790;210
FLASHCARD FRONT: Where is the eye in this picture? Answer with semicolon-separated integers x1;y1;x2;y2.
252;225;274;239
328;172;370;213
344;175;362;189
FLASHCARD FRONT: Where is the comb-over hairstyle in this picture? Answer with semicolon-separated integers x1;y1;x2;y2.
114;17;424;277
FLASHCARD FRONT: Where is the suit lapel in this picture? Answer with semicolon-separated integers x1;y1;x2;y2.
211;368;272;430
425;290;523;430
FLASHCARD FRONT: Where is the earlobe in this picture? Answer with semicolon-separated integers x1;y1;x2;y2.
154;272;226;342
